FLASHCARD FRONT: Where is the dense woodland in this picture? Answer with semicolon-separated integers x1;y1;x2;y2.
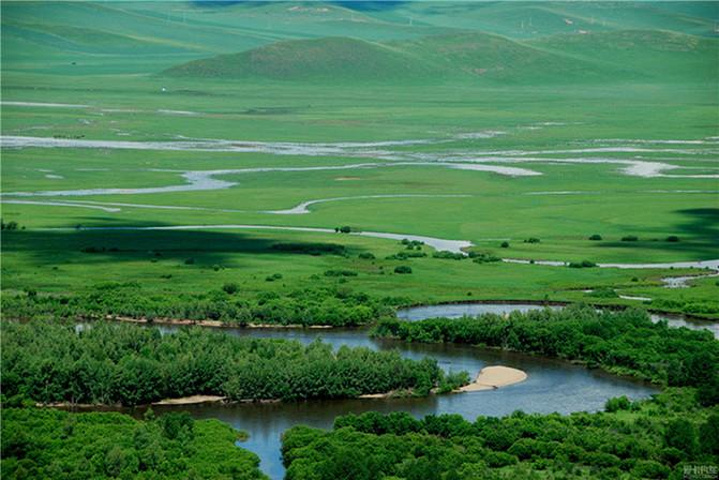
373;305;719;405
1;283;401;327
0;321;464;406
282;389;719;480
1;408;266;480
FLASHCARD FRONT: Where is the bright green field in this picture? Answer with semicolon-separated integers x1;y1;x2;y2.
2;1;718;317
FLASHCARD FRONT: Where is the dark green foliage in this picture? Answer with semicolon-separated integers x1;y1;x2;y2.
568;260;597;268
385;251;427;260
0;408;266;480
469;252;501;264
265;273;283;282
433;251;465;260
222;283;239;295
587;287;619;298
283;390;718;479
524;238;541;244
605;395;632;412
700;414;719;455
1;283;398;327
335;226;352;234
372;306;719;392
665;419;698;457
589;234;603;241
184;257;195;265
500;241;510;248
1;220;20;231
271;242;347;256
358;252;375;260
394;265;412;274
666;236;681;242
1;321;459;405
400;239;424;248
621;235;639;242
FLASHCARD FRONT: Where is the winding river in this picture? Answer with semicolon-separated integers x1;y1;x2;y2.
114;301;684;479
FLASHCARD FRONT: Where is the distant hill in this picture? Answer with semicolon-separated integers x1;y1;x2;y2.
2;1;716;77
530;30;719;82
163;29;718;84
163;37;441;81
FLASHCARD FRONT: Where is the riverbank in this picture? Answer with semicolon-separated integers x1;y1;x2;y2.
460;366;528;392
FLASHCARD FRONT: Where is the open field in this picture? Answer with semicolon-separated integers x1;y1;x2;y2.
1;2;718;479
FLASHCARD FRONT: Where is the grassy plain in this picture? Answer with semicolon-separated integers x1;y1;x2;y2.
1;1;718;318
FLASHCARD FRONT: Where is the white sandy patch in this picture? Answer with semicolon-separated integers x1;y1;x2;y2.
153;395;225;405
618;295;652;301
157;109;200;116
2;101;89;108
443;163;541;176
45;174;64;179
460;366;527;392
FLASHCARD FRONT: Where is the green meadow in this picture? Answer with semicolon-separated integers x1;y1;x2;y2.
1;1;718;317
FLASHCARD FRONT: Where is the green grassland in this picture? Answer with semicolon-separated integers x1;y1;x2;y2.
2;1;718;319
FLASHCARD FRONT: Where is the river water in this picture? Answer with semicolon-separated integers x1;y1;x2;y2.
136;301;677;479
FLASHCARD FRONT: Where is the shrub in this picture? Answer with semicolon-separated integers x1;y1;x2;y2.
471;252;501;264
386;251;427;260
335;226;352;234
184;258;195;265
358;252;375;260
589;234;602;241
621;235;639;242
666;235;680;242
222;283;239;295
433;251;465;260
524;238;541;244
568;260;597;268
394;266;412;274
587;288;618;298
500;241;509;248
265;273;283;282
605;396;631;412
1;220;19;231
630;460;670;479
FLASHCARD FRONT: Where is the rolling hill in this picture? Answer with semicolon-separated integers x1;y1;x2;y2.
163;29;718;84
163;36;441;81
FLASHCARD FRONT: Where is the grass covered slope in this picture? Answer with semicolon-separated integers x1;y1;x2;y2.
163;29;718;84
1;408;267;480
164;37;439;81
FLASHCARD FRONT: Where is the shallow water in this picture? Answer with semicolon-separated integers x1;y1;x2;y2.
76;299;719;478
148;320;658;480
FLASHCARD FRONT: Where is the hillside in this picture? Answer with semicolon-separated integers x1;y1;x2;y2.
163;36;442;82
163;29;717;84
530;30;719;82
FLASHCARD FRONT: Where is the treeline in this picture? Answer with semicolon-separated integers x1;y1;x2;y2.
2;408;266;480
1;321;462;406
372;305;719;405
2;283;404;327
282;389;719;480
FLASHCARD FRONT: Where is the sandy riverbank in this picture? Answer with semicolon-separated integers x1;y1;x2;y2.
460;366;528;392
153;395;226;406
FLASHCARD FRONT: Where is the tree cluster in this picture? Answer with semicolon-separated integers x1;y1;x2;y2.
1;321;459;406
1;408;266;480
282;389;719;480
